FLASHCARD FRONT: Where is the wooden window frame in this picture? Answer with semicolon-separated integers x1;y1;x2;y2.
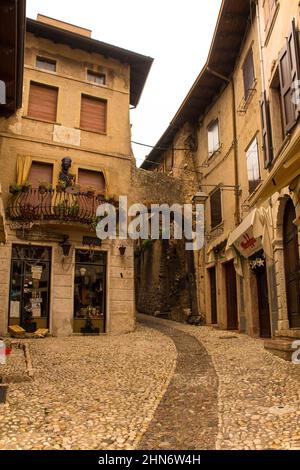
260;91;273;168
207;119;220;159
242;47;256;101
87;70;106;86
246;136;261;195
36;56;57;73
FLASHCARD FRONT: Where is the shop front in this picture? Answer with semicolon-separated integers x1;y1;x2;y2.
9;244;51;332
226;209;274;338
73;250;107;334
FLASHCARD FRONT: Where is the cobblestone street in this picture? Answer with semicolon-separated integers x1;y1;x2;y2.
1;314;300;450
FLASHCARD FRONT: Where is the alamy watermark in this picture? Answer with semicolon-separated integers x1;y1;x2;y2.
0;340;6;365
95;196;205;251
292;341;300;365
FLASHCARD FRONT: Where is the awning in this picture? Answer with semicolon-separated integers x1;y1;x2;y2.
252;131;300;203
207;232;229;264
226;208;274;260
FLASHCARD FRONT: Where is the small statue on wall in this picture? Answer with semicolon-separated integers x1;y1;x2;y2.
59;157;75;188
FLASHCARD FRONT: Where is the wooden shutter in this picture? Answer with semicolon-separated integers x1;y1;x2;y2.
80;95;107;133
260;91;273;168
279;19;300;133
28;162;53;186
28;83;58;122
243;49;255;99
78;169;106;195
288;19;300;115
210;188;222;229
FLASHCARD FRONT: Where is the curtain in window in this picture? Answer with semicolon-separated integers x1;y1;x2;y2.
17;155;32;185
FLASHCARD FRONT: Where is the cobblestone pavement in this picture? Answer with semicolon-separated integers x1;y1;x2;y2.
138;314;300;450
1;315;300;450
0;325;176;450
138;317;218;450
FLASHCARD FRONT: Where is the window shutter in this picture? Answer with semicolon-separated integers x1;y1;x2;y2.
80;96;107;133
28;83;58;122
260;91;273;168
28;162;53;186
243;49;255;99
210;189;222;229
288;19;300;115
279;19;300;133
78;169;106;195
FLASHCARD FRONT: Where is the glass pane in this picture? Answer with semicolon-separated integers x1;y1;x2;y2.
247;138;261;193
10;261;22;321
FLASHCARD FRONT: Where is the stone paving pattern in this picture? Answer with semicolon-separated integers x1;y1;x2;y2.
1;314;300;450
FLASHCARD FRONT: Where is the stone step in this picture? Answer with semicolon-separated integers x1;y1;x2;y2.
264;338;299;362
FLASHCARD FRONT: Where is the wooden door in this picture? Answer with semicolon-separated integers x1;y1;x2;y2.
256;266;271;338
284;199;300;328
225;261;238;330
209;267;217;324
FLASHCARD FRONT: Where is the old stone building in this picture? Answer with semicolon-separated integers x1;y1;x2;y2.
140;0;300;350
0;14;153;336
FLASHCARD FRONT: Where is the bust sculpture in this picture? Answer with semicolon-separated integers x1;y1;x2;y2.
59;157;75;187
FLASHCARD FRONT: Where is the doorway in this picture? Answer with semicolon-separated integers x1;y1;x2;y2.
73;250;107;334
283;199;300;328
255;262;271;338
9;245;52;332
224;260;238;330
209;267;218;324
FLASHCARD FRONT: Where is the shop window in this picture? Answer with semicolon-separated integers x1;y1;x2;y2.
80;95;107;133
208;119;220;158
242;48;255;100
87;70;106;85
36;56;56;73
74;250;107;334
210;188;222;229
246;137;261;194
28;82;58;122
9;245;51;332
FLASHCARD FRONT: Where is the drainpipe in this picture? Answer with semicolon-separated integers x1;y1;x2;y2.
206;67;240;226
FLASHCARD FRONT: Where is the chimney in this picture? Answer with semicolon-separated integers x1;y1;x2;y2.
36;14;92;38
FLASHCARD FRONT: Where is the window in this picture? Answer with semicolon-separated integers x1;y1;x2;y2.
78;169;106;195
28;162;53;187
242;48;255;100
260;91;273;168
80;95;107;133
208;120;220;157
269;67;284;157
263;0;278;32
246;137;261;194
28;82;58;122
210;188;222;229
87;70;106;85
278;19;300;134
36;57;56;72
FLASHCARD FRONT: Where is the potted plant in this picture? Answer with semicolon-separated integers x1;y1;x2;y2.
86;186;95;198
54;202;67;218
66;183;81;195
68;202;80;218
89;215;103;231
9;183;22;195
56;180;67;193
21;182;31;193
38;182;52;195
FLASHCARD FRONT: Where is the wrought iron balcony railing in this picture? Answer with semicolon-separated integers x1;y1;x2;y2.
7;187;108;228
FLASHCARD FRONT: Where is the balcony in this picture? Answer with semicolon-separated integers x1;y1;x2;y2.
7;186;110;229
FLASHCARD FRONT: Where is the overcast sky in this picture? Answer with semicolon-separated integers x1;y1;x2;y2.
26;0;222;166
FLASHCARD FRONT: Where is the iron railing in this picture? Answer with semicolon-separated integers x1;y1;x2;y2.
7;188;108;227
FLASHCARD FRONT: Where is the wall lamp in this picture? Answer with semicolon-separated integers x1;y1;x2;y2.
60;235;72;257
119;245;126;256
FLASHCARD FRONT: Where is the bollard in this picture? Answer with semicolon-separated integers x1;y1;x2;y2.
0;384;8;404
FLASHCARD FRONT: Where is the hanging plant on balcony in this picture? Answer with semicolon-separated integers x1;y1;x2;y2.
21;182;31;193
38;182;52;194
56;180;67;193
9;183;23;195
54;202;68;218
68;202;80;218
66;183;81;195
89;215;104;232
86;186;96;198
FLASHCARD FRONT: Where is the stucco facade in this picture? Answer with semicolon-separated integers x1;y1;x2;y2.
0;15;152;336
141;0;300;347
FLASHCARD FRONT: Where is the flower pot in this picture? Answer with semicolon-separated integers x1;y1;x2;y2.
0;384;9;404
